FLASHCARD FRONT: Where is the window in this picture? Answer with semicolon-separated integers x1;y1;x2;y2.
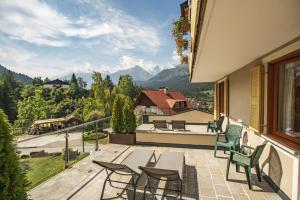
277;61;300;135
268;50;300;146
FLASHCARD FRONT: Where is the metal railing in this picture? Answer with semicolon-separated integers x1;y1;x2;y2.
17;116;111;168
136;107;193;116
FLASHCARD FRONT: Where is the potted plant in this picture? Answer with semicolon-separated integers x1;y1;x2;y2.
109;95;136;145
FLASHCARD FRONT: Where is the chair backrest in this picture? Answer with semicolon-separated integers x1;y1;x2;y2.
171;120;185;130
139;166;180;181
225;124;243;142
92;160;134;174
153;120;167;129
216;116;225;130
250;141;267;166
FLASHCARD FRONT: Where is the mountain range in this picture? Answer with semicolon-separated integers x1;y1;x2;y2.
60;65;154;87
141;64;214;97
0;64;32;84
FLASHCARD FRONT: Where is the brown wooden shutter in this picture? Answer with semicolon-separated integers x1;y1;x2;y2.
214;83;218;120
249;65;264;132
224;78;229;117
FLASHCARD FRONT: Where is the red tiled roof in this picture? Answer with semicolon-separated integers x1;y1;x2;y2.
139;90;192;114
168;91;186;100
166;99;186;108
168;91;192;109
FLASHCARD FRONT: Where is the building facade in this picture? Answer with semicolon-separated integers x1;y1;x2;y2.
188;0;300;199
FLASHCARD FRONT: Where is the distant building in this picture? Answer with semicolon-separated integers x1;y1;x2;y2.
28;114;83;135
135;87;192;115
43;79;69;89
185;97;198;109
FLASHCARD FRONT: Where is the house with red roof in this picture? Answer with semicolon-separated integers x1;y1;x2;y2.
135;87;192;115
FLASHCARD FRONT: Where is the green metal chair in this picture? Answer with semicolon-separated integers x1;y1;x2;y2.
226;141;267;190
207;116;224;132
214;124;243;157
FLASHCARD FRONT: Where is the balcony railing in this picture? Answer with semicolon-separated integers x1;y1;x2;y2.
135;106;193;116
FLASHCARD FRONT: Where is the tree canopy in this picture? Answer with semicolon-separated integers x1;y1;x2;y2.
0;72;22;122
0;109;27;199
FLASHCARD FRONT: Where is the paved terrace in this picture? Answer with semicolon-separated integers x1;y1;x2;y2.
28;144;281;200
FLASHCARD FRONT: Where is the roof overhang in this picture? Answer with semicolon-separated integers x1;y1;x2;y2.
190;0;300;82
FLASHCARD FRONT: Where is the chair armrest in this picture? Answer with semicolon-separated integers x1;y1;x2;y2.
230;150;250;158
215;131;225;141
241;144;255;150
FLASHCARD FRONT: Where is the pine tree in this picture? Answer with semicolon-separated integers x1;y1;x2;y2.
104;75;114;91
70;73;78;86
0;109;27;200
111;95;124;133
122;96;136;133
0;71;21;122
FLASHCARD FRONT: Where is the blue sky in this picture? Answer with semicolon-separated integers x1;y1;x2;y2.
0;0;182;78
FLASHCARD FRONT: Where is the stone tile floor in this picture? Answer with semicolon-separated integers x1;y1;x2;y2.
29;144;281;200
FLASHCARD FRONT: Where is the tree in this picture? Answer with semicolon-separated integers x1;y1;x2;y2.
0;109;27;199
77;77;87;89
91;72;104;100
122;96;136;133
70;73;78;86
15;88;54;128
104;75;114;91
111;95;124;133
117;75;139;99
82;97;105;121
0;72;22;122
51;88;64;103
32;77;43;86
66;74;83;99
44;77;50;83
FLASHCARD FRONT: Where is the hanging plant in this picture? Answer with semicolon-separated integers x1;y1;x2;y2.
182;39;188;50
180;55;188;64
172;17;190;36
172;17;191;62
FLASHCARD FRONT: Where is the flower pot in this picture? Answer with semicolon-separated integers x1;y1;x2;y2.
109;133;136;145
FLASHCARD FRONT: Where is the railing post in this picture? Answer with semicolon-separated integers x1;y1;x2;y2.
82;129;85;153
95;123;99;151
64;131;69;169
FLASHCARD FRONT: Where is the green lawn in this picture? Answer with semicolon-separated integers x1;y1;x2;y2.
20;153;89;191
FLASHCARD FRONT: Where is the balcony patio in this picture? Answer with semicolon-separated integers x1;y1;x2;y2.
28;144;281;200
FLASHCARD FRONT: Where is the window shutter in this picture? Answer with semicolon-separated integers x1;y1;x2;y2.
214;83;218;120
249;65;264;132
224;78;229;117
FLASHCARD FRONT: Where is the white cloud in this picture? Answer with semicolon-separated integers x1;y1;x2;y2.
118;55;156;72
172;50;180;62
0;0;160;51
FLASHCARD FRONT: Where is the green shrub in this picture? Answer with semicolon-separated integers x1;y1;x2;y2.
83;131;107;141
122;96;136;133
111;95;124;133
62;148;79;160
0;109;27;200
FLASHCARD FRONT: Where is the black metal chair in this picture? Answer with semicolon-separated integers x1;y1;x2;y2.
93;150;156;200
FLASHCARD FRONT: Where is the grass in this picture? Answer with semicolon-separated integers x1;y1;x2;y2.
20;153;89;191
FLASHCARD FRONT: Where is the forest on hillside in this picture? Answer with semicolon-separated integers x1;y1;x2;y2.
0;71;141;134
